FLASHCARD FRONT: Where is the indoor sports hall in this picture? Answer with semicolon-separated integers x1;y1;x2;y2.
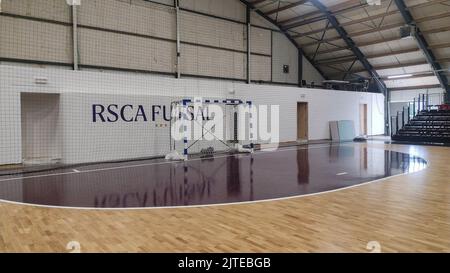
0;0;449;253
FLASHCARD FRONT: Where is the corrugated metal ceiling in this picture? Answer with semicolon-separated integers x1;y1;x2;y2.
244;0;450;92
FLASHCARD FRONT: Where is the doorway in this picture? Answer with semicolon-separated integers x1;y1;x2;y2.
21;93;62;165
297;102;308;141
359;104;368;136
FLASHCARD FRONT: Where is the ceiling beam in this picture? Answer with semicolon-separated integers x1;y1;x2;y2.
394;0;450;97
290;0;449;39
312;35;401;56
300;11;450;47
430;42;450;49
266;0;309;16
309;24;450;56
250;0;267;5
291;10;398;38
301;22;404;47
315;54;356;64
283;1;367;30
317;48;421;66
280;0;367;26
328;61;428;77
329;57;450;76
309;0;386;93
355;60;429;73
239;0;328;80
426;25;450;35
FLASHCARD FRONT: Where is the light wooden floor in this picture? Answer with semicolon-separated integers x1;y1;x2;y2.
0;143;449;253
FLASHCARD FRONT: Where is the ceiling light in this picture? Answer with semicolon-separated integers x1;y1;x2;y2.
388;74;413;79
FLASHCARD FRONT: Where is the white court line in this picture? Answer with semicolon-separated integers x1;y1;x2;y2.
0;143;352;183
0;159;429;211
336;172;348;176
0;143;429;211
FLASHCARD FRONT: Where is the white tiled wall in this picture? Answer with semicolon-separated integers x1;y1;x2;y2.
250;27;271;56
0;65;385;165
1;0;71;23
180;44;246;79
180;0;246;23
272;32;298;84
250;11;278;30
78;0;176;40
79;28;177;73
250;55;271;82
303;56;325;85
0;0;325;85
180;11;246;51
0;16;72;63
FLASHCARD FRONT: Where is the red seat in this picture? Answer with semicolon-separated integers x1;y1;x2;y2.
439;104;450;111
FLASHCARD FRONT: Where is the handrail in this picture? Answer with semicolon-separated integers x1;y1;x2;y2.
392;92;445;137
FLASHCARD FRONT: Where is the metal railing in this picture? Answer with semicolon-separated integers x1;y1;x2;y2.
391;104;411;137
390;93;442;136
390;93;449;136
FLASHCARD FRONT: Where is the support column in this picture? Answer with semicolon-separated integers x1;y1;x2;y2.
246;6;251;84
298;49;303;87
72;5;78;70
175;0;181;79
385;88;390;136
67;0;80;70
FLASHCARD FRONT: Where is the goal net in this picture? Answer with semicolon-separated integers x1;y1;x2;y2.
166;98;255;160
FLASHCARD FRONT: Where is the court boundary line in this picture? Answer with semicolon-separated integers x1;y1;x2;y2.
0;144;429;211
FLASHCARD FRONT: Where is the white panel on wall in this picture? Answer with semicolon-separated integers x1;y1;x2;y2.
60;93;173;164
250;55;271;82
385;76;440;88
0;65;385;165
180;0;246;23
0;71;21;165
0;16;72;63
78;0;176;40
272;32;298;84
180;11;246;51
390;88;445;103
21;93;62;164
180;44;246;79
302;56;325;85
250;11;278;30
1;0;71;23
78;28;176;73
250;27;271;55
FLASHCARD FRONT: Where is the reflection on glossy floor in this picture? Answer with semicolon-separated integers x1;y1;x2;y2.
0;142;449;252
0;144;426;208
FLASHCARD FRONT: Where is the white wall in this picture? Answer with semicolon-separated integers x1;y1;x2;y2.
0;0;326;85
0;65;385;165
390;88;445;105
272;32;298;84
303;56;325;85
21;93;62;164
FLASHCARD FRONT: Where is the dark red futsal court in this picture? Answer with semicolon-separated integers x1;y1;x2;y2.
0;144;427;209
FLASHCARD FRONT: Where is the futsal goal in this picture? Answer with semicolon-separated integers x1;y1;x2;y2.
165;98;255;161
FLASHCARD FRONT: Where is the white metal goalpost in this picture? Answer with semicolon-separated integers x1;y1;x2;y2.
165;98;255;161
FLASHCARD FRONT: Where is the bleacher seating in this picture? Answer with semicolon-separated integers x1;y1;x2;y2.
392;108;450;143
